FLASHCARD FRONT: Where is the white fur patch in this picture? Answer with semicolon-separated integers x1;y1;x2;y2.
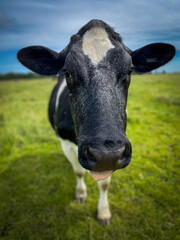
59;137;86;175
97;176;111;220
55;77;66;113
59;137;87;201
82;27;114;65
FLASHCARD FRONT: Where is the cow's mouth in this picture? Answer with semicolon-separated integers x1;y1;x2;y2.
89;154;131;181
90;170;113;181
79;141;132;181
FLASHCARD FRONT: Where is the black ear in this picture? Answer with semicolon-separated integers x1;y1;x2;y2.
17;46;65;75
131;43;176;73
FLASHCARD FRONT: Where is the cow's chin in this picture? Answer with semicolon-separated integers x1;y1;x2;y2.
90;170;113;181
89;156;131;181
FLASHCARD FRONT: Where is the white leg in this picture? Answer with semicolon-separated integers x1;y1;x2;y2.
97;176;111;225
59;138;87;203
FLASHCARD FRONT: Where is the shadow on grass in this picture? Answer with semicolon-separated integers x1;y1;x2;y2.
0;152;93;239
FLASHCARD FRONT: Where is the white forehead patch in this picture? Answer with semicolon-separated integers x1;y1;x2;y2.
82;27;114;65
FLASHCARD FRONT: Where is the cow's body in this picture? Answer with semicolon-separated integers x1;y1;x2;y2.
17;19;175;225
48;72;76;143
48;70;111;224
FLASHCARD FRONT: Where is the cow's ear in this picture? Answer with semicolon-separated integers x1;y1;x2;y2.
17;46;65;75
131;43;176;73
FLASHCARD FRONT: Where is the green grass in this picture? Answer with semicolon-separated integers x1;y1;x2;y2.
0;74;180;240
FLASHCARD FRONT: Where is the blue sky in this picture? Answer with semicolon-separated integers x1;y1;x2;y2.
0;0;180;73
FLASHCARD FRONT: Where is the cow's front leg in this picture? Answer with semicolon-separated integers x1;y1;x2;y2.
97;176;111;225
60;138;87;203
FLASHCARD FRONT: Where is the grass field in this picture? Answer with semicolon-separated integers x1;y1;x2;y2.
0;74;180;240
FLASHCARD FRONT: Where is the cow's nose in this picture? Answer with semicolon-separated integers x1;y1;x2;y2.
84;145;126;171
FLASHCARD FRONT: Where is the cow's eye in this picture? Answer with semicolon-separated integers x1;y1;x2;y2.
64;71;71;79
63;71;75;90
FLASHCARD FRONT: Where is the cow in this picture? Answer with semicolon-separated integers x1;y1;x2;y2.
17;19;175;225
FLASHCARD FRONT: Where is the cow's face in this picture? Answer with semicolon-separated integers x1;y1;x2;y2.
62;26;133;179
17;20;175;181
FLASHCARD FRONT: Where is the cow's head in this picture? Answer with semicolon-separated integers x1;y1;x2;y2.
17;20;175;181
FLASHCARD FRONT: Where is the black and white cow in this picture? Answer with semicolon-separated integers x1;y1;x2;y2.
17;19;175;225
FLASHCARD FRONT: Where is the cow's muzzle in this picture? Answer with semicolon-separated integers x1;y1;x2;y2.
79;139;132;177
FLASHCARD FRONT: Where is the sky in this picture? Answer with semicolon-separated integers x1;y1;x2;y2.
0;0;180;73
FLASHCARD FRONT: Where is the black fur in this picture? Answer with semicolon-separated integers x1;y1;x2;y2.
17;19;176;172
48;72;77;143
132;43;176;72
17;46;65;75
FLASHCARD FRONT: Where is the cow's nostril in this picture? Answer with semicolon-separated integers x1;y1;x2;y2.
84;145;97;163
104;140;115;148
117;140;122;146
124;142;131;156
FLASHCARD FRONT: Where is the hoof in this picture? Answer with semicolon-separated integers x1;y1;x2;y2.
76;197;86;203
98;218;111;226
98;207;111;226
